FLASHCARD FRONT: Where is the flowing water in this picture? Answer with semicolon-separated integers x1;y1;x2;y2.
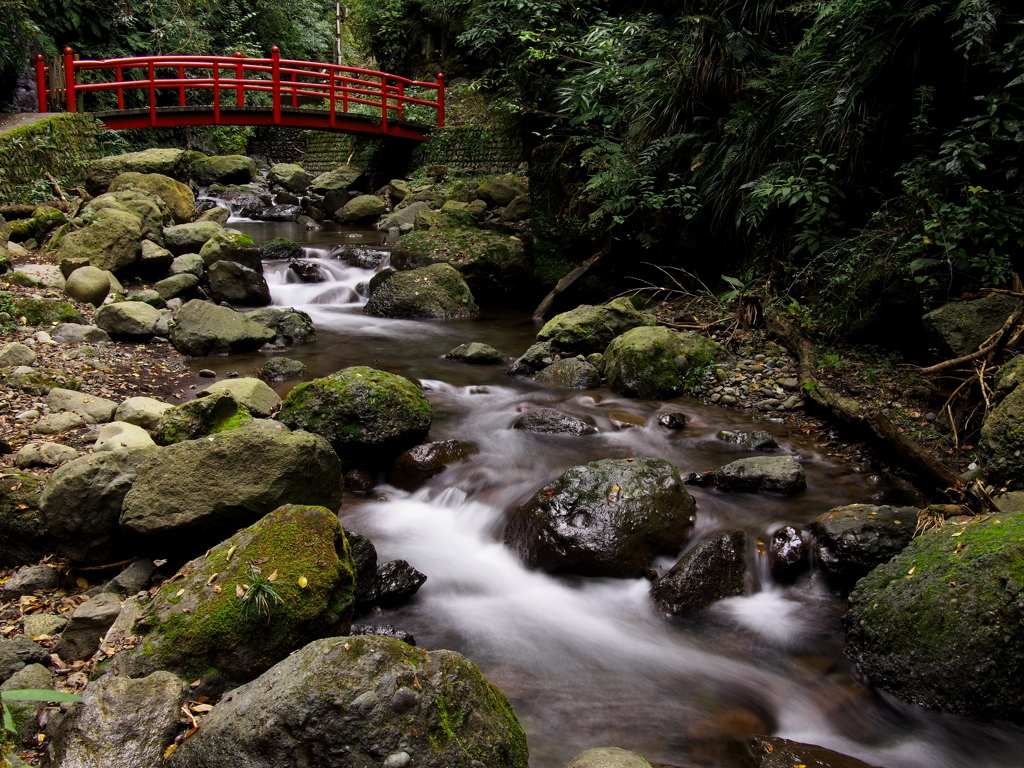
186;212;1024;768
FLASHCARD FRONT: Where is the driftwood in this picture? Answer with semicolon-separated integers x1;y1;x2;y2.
533;246;608;320
0;201;73;217
767;311;994;509
916;298;1024;375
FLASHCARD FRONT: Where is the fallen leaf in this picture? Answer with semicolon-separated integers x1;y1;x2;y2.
907;566;916;575
164;744;178;759
235;584;245;598
175;589;185;597
267;570;278;582
75;577;88;589
297;576;308;588
206;573;218;585
225;545;237;561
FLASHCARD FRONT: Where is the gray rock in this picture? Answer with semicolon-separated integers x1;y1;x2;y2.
54;592;122;662
51;323;110;343
810;504;920;594
0;663;54;741
445;342;505;364
110;559;157;595
51;208;142;274
162;636;528;768
169;299;274;356
310;164;364;194
169;253;205;277
114;397;174;432
163;220;223;254
534;357;602;388
138;238;175;273
512;408;597;436
717;429;779;452
507;341;556;376
365;263;478;320
154;272;200;300
691;455;806;495
153;391;253;444
979;383;1024;486
94;301;161;339
268;163;312;193
476;174;528;206
1;564;59;598
923;294;1018;358
506;457;696;578
14;441;78;468
651;529;748;616
0;342;36;367
190;154;259;186
196;378;282;417
85;148;191;195
245;307;317;345
49;672;187;768
32;411;86;435
198;206;231;225
207;260;272;306
378;201;430;232
120;426;343;556
40;447;157;563
23;614;68;638
64;265;111;306
125;289;166;308
259;357;307;380
338;194;387;223
566;746;653;768
199;228;262;271
46;387;118;423
94;421;157;452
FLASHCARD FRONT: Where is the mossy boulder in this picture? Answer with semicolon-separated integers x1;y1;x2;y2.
476;174;528;207
245;307;317;345
86;148;191;195
537;298;655;356
604;326;726;399
0;471;55;568
196;378;281;418
922;294;1018;359
154;391;255;445
310;164;364;193
82;191;166;244
364;263;478;320
845;513;1024;722
267;163;311;194
94;301;161;340
110;504;356;685
109;172;195;224
278;366;431;466
338;194;387;223
534;357;602;388
51;208;142;274
7;206;67;242
207;261;271;306
162;635;529;768
190;155;259;186
505;457;696;578
979;383;1024;487
390;227;532;304
163;221;223;254
120;426;343;555
64;265;111;306
198;229;261;271
169;299;275;356
9;296;84;327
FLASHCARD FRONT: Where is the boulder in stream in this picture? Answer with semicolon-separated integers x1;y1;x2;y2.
446;342;505;364
153;390;254;445
512;408;597;436
534;357;602;388
604;326;726;399
537;297;654;356
162;635;529;768
169;299;275;356
506;457;696;578
109;504;356;685
278;366;432;466
651;529;748;616
364;262;479;320
190;154;259;186
389;439;478;491
206;260;272;306
689;455;806;495
246;306;318;345
845;512;1024;723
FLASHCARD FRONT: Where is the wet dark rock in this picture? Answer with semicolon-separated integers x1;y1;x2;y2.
110;559;157;595
258;237;304;262
332;244;388;270
507;341;556;377
689;456;806;495
346;530;378;607
506;457;696;578
534;357;602;388
845;513;1024;723
445;342;505;365
247;307;317;345
512;408;597;436
1;564;58;599
746;736;884;768
651;529;747;616
367;560;427;608
344;468;376;495
350;624;416;646
0;471;56;568
717;429;779;452
207;260;272;306
253;204;300;222
922;294;1018;359
658;411;687;430
0;636;54;682
364;263;479;320
767;525;809;583
810;504;919;594
287;259;326;283
259;357;308;381
389;440;479;491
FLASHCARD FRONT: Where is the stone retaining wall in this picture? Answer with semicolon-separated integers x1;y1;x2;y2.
0;114;102;204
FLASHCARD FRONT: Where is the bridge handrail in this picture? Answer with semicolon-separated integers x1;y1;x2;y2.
36;47;445;130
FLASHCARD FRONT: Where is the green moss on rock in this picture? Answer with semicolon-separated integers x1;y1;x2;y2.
604;326;726;399
9;296;84;327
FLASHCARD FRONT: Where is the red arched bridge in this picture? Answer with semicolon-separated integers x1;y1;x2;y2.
35;48;444;141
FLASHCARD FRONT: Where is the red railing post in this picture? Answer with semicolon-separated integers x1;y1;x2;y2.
342;73;348;113
436;73;445;128
178;65;186;106
148;59;156;126
271;47;281;124
329;68;336;128
291;72;298;108
397;82;405;121
380;75;388;131
35;55;47;112
213;60;220;123
116;65;124;110
234;51;244;106
64;48;76;113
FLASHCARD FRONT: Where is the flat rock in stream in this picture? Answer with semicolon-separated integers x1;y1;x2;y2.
746;736;884;768
689;455;806;495
512;408;597;436
506;457;696;578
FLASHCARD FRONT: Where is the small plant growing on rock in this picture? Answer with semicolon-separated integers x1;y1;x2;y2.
236;565;283;622
3;689;82;733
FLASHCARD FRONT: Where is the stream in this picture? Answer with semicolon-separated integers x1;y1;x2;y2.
184;214;1024;768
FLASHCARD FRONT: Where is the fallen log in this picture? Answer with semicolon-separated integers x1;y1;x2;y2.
532;246;608;321
0;201;73;217
766;311;994;509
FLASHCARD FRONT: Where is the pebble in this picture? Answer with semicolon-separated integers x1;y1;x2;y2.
199;369;216;378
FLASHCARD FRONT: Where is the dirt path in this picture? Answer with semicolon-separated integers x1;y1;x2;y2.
0;112;51;136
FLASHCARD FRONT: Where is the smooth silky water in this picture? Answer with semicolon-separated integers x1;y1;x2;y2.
185;213;1024;768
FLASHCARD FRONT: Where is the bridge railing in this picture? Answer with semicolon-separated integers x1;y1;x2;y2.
36;47;445;130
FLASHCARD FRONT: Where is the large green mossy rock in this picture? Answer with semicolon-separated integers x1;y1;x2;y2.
0;471;54;568
163;221;223;254
505;457;696;578
110;504;356;685
81;190;167;244
198;229;261;270
537;298;655;356
163;635;529;768
476;174;528;207
845;513;1024;722
153;391;255;445
9;295;83;327
267;163;311;193
390;227;532;304
51;208;142;274
922;294;1018;359
364;263;478;319
979;384;1024;487
278;366;431;466
190;155;259;186
169;299;275;356
86;148;191;195
310;164;364;193
109;172;195;224
604;326;726;399
120;426;343;554
245;307;317;345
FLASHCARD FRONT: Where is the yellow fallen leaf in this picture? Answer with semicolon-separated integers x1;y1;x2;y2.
225;545;237;561
206;573;218;585
212;585;222;593
267;570;278;582
175;589;185;597
297;575;308;588
164;744;177;759
76;577;89;589
907;566;916;575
